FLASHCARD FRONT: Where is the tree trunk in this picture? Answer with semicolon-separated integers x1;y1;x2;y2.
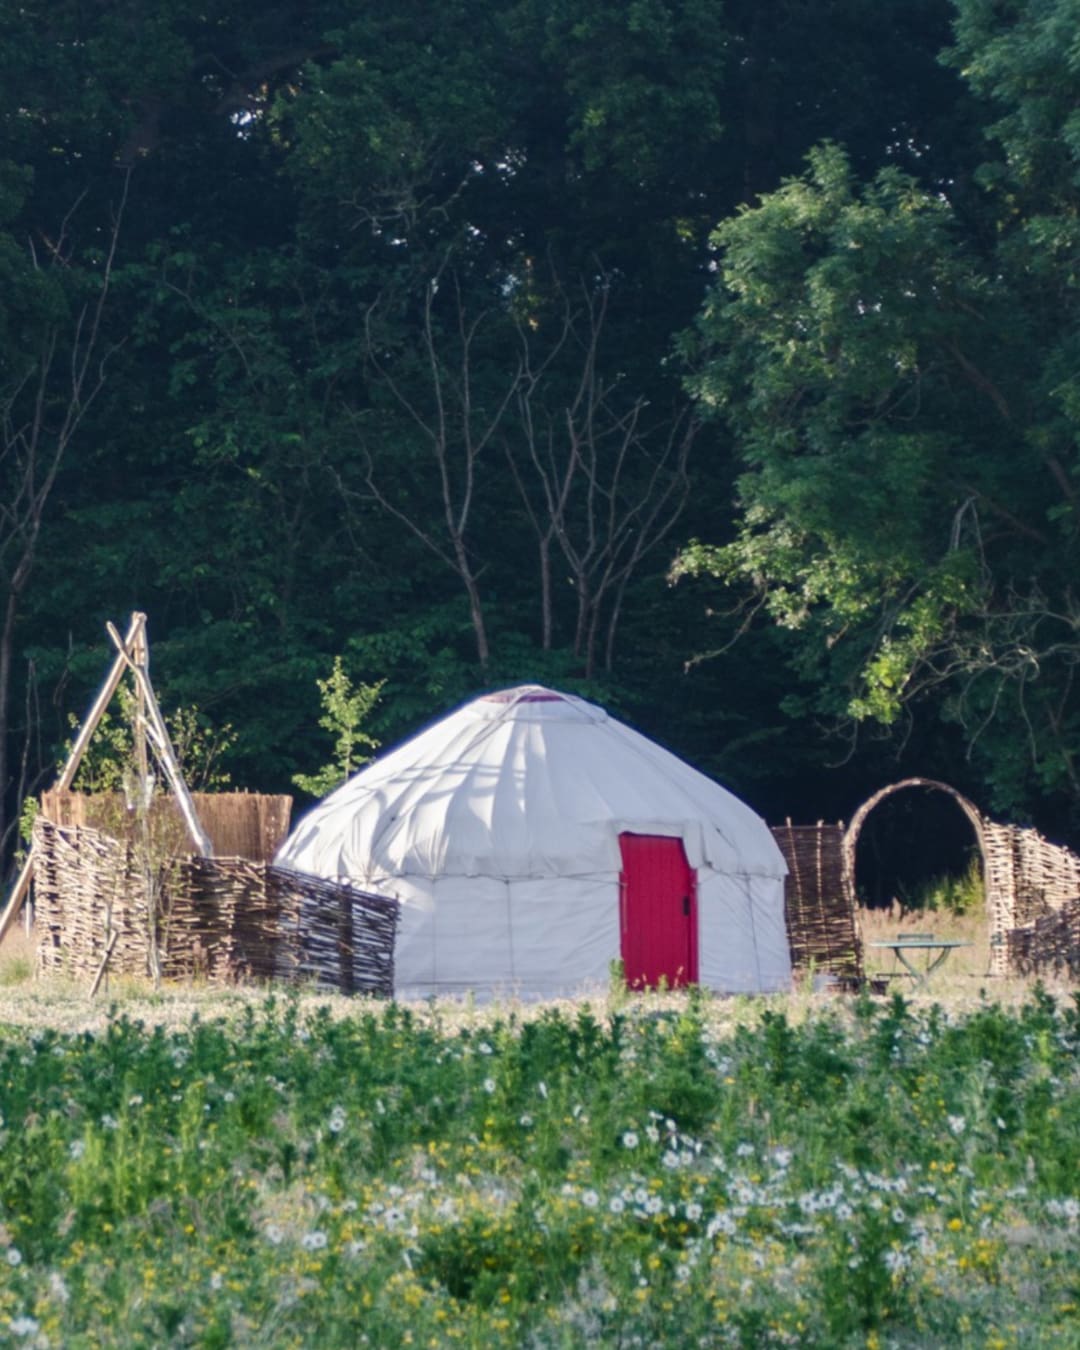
455;537;490;669
538;535;553;650
0;591;17;872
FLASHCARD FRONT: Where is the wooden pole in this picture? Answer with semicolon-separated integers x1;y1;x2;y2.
0;853;35;947
105;622;213;858
89;929;119;999
129;621;159;982
131;622;151;806
0;613;147;946
58;613;147;792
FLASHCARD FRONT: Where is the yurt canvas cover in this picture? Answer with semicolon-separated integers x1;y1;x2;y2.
276;686;790;997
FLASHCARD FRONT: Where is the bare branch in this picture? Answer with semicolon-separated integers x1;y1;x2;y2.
0;172;131;866
350;260;525;668
504;269;696;672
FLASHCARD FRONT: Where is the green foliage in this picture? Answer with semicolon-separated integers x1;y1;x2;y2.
64;707;135;795
16;796;38;853
65;698;236;796
163;707;237;793
679;143;992;704
896;857;985;917
4;0;1080;864
531;0;729;184
607;957;627;1003
680;105;1080;824
292;657;384;798
0;993;1077;1344
947;0;1080;200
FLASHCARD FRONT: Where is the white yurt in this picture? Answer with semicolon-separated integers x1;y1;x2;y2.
276;685;790;998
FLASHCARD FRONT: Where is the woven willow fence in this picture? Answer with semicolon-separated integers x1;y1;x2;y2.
33;817;399;995
980;821;1080;973
1005;899;1080;979
770;779;1080;986
771;822;863;986
841;778;1080;978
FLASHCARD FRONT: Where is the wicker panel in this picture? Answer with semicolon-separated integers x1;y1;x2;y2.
986;823;1080;976
981;821;1018;977
1004;899;1080;979
31;817;398;995
772;821;862;983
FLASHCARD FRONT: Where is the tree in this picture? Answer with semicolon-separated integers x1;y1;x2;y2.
348;261;524;671
505;271;697;674
0;165;130;863
0;0;346;865
679;116;1080;827
292;657;382;797
1;0;1031;878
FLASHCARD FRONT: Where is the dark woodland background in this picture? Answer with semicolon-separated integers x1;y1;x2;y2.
4;0;1080;886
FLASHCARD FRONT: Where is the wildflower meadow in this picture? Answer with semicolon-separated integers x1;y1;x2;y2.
0;987;1077;1347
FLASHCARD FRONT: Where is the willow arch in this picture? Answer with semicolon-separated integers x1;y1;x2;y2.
842;777;987;913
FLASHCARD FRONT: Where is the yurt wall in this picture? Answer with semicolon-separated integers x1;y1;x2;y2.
276;684;793;998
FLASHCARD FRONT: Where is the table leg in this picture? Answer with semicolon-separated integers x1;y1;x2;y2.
893;949;925;987
924;947;952;979
894;946;951;989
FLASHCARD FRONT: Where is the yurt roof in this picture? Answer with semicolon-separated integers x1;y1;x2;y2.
277;685;786;882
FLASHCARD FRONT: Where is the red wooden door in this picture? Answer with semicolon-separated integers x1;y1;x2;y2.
618;833;698;989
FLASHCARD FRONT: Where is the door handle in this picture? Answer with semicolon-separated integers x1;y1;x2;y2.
682;895;691;916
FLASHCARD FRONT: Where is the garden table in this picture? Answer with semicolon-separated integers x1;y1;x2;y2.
868;935;972;990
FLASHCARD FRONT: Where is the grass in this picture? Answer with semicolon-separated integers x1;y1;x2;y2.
0;928;36;989
0;914;1076;1347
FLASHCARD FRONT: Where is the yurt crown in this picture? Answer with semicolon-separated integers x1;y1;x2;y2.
481;686;565;703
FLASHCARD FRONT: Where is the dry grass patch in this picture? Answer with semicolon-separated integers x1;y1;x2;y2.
0;925;36;988
0;905;1072;1038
